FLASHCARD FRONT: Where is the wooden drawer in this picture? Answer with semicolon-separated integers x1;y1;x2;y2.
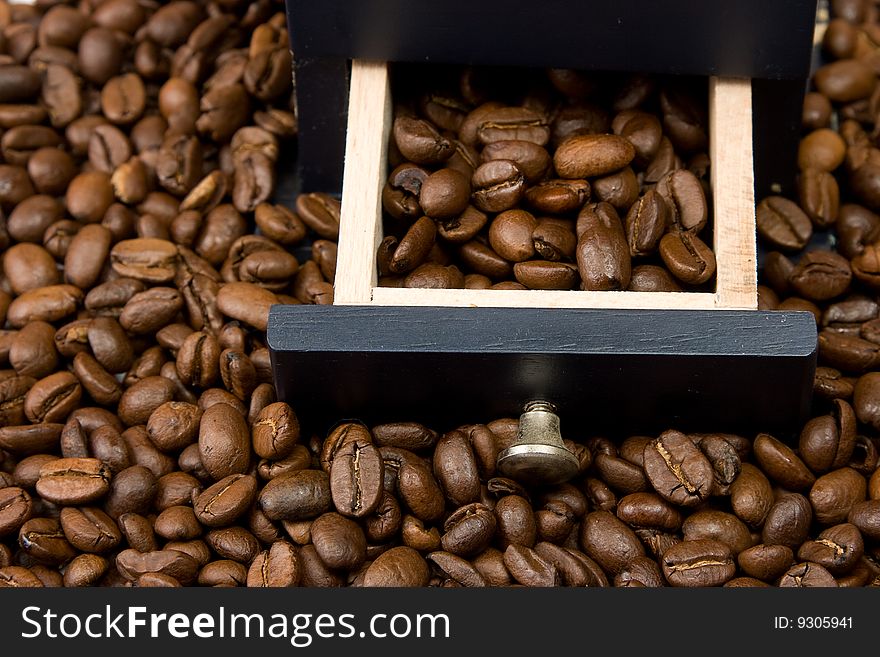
334;60;757;311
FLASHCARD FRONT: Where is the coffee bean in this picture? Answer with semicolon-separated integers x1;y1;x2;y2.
363;546;429;587
24;371;81;424
330;437;383;518
0;486;32;537
198;402;249;481
206;527;260;564
554;134;635;178
259;469;331;521
738;544;795;581
576;202;630;290
847;500;880;539
579;510;644;575
814;59;876;102
615;492;682;532
433;430;480;506
756;196;813;251
730;463;774;529
753;433;816;491
0;566;44;587
18;517;77;565
763;493;813;549
503;544;559;586
116;548;198;585
798;523;864;574
659;230;716;285
59;506;120;553
311;512;367;571
799;400;857;472
471;160;526;213
661;539;735;587
779;562;838;587
682;510;754;555
789;251;852;301
477;107;549;147
525;179;590;215
643;430;714;506
246;540;300;587
36;457;111;505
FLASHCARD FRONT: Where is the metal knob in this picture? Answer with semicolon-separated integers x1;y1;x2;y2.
496;401;579;485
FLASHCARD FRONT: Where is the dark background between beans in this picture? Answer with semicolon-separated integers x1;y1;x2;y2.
0;0;879;588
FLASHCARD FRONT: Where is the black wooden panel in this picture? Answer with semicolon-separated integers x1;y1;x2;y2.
290;57;349;193
268;306;817;437
752;78;809;198
287;0;818;79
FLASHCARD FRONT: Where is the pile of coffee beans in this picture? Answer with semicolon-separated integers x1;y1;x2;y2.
377;66;715;292
1;0;880;589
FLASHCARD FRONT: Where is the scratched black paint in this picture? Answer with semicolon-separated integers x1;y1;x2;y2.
267;306;817;437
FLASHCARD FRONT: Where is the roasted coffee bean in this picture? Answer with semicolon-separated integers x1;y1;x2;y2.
738;544;795;581
789;251;852;301
246;540;300;587
643;430;714;507
779;562;838;587
554;134;635;179
800;400;857;472
116;548;198;585
198;402;250;481
216;282;278;331
0;486;32;537
432;431;481;506
814;59;876;102
730;463;774;529
24;371;81;424
810;467;866;525
311;512;367;571
756;196;813;251
0;566;43;588
798;523;863;574
59;506;120;554
206;527;260;565
579;510;645;575
36;458;111;505
525;179;590;215
682;510;753;555
363;546;429;587
393;116;453;165
576;202;630;290
656;169;708;233
615;492;682;532
477;107;549;146
625;190;668;256
753;433;815;490
330;438;383;519
763;493;813;550
419;168;471;220
18;517;77;565
259;469;331;521
659;230;716;285
847;500;880;539
0;423;63;456
9;321;57;379
7;285;82;328
503;544;559;587
662;539;735;587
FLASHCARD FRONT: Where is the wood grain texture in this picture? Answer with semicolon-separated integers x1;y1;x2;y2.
268;305;818;435
711;77;758;310
333;60;391;304
370;288;719;310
